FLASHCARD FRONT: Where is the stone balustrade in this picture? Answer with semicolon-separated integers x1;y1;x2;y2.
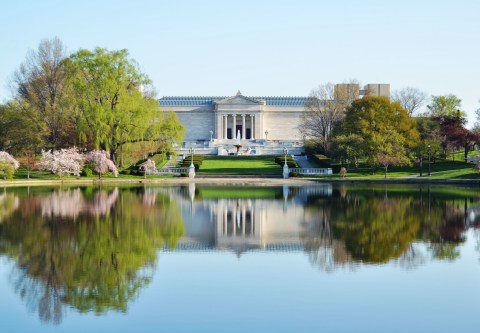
289;168;333;175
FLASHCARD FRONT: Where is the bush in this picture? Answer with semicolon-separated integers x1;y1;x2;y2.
120;169;131;175
81;167;94;177
289;171;299;177
0;160;14;179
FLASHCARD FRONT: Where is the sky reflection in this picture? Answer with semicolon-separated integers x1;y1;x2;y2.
0;184;479;332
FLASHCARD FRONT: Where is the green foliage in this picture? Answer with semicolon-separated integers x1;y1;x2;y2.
69;48;185;163
0;187;185;321
0;102;43;154
330;134;364;168
81;167;94;177
0;160;14;180
427;94;465;118
338;96;419;168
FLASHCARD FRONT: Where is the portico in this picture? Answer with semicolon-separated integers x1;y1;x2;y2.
218;113;256;140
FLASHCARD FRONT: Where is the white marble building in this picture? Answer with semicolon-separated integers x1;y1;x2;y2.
160;84;389;155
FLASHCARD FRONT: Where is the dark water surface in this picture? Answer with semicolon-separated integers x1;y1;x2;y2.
0;183;479;333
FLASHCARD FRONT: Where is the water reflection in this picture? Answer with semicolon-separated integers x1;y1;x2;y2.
0;184;479;325
172;184;480;269
0;186;184;324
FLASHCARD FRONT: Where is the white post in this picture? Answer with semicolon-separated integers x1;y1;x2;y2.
188;148;195;179
283;147;289;179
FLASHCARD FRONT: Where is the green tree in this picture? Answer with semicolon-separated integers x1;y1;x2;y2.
70;48;184;163
427;94;465;118
0;101;43;155
339;96;419;169
330;133;364;168
373;130;411;178
11;37;76;149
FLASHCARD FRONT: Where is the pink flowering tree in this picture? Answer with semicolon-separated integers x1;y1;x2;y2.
141;159;156;179
86;150;118;178
39;148;84;177
0;151;20;180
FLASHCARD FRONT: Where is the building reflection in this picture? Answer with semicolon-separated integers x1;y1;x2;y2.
170;184;480;269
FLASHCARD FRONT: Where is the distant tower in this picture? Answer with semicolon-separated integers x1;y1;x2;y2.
362;84;390;98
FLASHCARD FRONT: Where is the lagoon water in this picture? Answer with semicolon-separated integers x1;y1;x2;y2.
0;184;479;333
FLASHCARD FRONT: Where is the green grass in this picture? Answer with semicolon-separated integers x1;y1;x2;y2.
197;186;281;199
197;156;282;175
311;160;479;180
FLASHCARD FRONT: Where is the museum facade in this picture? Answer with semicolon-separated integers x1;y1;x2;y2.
159;84;389;155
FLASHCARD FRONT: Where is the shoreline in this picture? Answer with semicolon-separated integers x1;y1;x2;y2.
1;176;480;187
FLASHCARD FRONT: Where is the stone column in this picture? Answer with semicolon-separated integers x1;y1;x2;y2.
233;206;236;236
232;114;236;139
251;115;255;140
224;208;228;235
223;115;228;140
242;114;246;140
242;207;246;236
216;114;222;139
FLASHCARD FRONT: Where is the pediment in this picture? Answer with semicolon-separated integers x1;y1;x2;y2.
216;91;262;105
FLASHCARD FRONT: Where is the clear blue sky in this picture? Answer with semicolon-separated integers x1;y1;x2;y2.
1;0;479;124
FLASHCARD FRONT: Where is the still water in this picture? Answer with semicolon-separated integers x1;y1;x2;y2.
0;183;479;333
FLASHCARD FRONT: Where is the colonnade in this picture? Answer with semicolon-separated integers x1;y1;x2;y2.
218;204;256;237
217;114;257;140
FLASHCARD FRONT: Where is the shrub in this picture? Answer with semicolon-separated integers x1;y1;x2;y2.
0;160;14;180
81;167;94;177
289;171;299;177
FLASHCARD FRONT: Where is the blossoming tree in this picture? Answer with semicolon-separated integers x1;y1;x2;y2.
0;151;20;180
142;159;156;179
86;150;118;178
39;148;84;177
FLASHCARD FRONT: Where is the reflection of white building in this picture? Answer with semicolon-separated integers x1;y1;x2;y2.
169;184;332;256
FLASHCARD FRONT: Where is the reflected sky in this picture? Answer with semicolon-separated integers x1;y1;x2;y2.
0;184;479;333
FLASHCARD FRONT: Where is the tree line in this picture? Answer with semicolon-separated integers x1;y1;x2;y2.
0;37;185;167
300;82;480;175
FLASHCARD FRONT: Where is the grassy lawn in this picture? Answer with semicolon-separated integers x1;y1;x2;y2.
197;186;282;199
309;160;479;179
197;156;282;175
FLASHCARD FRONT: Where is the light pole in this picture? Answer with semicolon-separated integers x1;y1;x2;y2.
265;130;269;141
283;147;289;179
188;147;195;179
427;144;431;176
209;130;213;142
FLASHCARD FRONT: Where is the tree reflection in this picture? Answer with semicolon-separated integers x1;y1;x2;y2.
300;186;476;270
0;189;19;223
0;187;184;324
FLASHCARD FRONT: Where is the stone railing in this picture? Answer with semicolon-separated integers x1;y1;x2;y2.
289;168;332;175
148;168;190;175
